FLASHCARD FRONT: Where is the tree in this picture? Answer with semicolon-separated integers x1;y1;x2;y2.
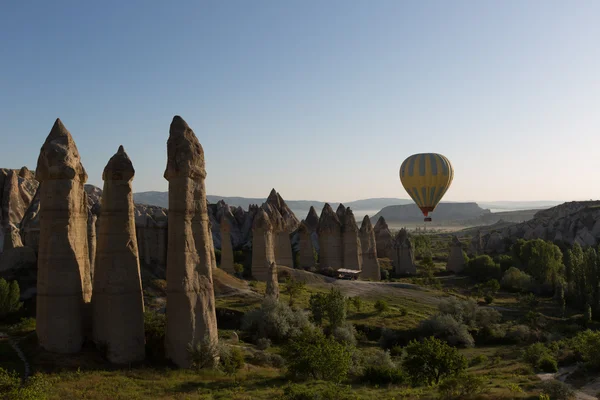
283;277;306;307
464;255;501;282
309;293;326;326
515;239;563;287
402;336;467;386
324;288;346;329
374;300;389;313
474;279;500;304
351;296;363;312
0;278;22;318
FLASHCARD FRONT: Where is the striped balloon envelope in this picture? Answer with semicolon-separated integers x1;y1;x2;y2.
399;153;454;222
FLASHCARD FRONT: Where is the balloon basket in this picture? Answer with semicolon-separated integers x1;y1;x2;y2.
424;217;432;222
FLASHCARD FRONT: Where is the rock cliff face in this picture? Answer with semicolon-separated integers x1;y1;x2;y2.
0;168;38;252
373;216;394;259
265;262;279;300
264;189;297;268
318;203;343;270
93;146;145;364
35;118;92;354
163;116;218;369
359;216;380;281
474;201;600;254
372;202;490;224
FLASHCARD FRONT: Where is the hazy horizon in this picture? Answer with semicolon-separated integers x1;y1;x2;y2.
2;1;599;203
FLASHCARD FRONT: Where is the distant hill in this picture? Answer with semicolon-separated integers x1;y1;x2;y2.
133;192;412;216
371;202;492;225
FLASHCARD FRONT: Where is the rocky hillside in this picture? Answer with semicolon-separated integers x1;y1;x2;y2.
371;202;492;225
467;201;600;254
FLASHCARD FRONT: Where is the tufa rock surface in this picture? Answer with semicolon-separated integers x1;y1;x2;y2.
373;216;394;259
35;118;92;354
219;212;235;274
164;116;219;368
297;221;316;269
265;261;279;300
393;228;416;275
446;235;466;273
93;146;145;364
340;207;362;271
251;208;275;281
359;216;380;281
317;203;343;270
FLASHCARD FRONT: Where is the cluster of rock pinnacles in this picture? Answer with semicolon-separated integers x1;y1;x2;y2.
32;115;467;367
36;116;216;367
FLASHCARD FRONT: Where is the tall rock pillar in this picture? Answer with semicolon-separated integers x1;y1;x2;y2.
164;116;219;368
35;118;92;353
251;209;275;281
393;228;416;275
297;221;316;269
93;146;145;364
360;216;380;281
374;216;394;259
446;235;466;273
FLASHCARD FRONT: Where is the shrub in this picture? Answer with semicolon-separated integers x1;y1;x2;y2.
381;268;389;281
519;293;539;309
233;263;244;276
379;328;401;350
350;296;363;312
283;328;353;383
402;336;467;386
283;277;306;307
437;373;487;400
256;337;271;350
507;324;532;344
522;343;550;367
374;300;389;313
538;355;559;373
219;345;245;375
0;279;22;318
571;329;600;369
144;310;166;361
187;337;219;370
242;298;313;342
418;314;474;348
501;267;532;292
399;307;408;316
540;380;575;400
361;365;405;385
333;323;357;346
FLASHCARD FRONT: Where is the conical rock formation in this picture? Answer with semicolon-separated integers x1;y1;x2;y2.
374;217;394;259
164;116;218;368
297;221;316;269
393;228;416;275
251;209;275;281
446;235;466;273
220;212;235;274
265;262;279;300
317;203;343;270
93;145;145;364
341;207;362;271
35;118;92;353
360;216;380;281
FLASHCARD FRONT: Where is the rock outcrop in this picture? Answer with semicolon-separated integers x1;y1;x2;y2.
340;207;362;271
251;209;275;281
0;168;38;252
88;214;97;281
265;261;279;300
469;230;484;256
265;190;297;268
446;235;466;273
317;203;343;270
135;204;168;276
219;212;235;274
35;118;92;354
164;116;218;368
393;228;416;275
304;206;319;232
359;216;380;281
374;217;394;259
93;146;145;364
297;221;316;269
0;223;36;274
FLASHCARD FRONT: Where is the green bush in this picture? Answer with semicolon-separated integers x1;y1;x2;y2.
283;328;353;383
469;354;488;366
187;337;219;370
501;267;532;292
249;351;285;368
571;329;600;369
233;263;244;276
242;298;313;342
333;323;357;346
437;373;487;400
522;343;551;367
144;310;166;362
219;345;245;375
418;314;474;348
256;337;271;350
360;365;405;385
538;355;558;373
540;380;575;400
402;336;467;386
0;278;22;318
464;255;501;282
374;300;389;313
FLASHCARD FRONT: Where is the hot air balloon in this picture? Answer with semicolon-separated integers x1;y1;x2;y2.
399;153;454;222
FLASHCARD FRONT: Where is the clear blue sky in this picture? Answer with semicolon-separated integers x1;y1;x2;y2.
2;1;599;202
